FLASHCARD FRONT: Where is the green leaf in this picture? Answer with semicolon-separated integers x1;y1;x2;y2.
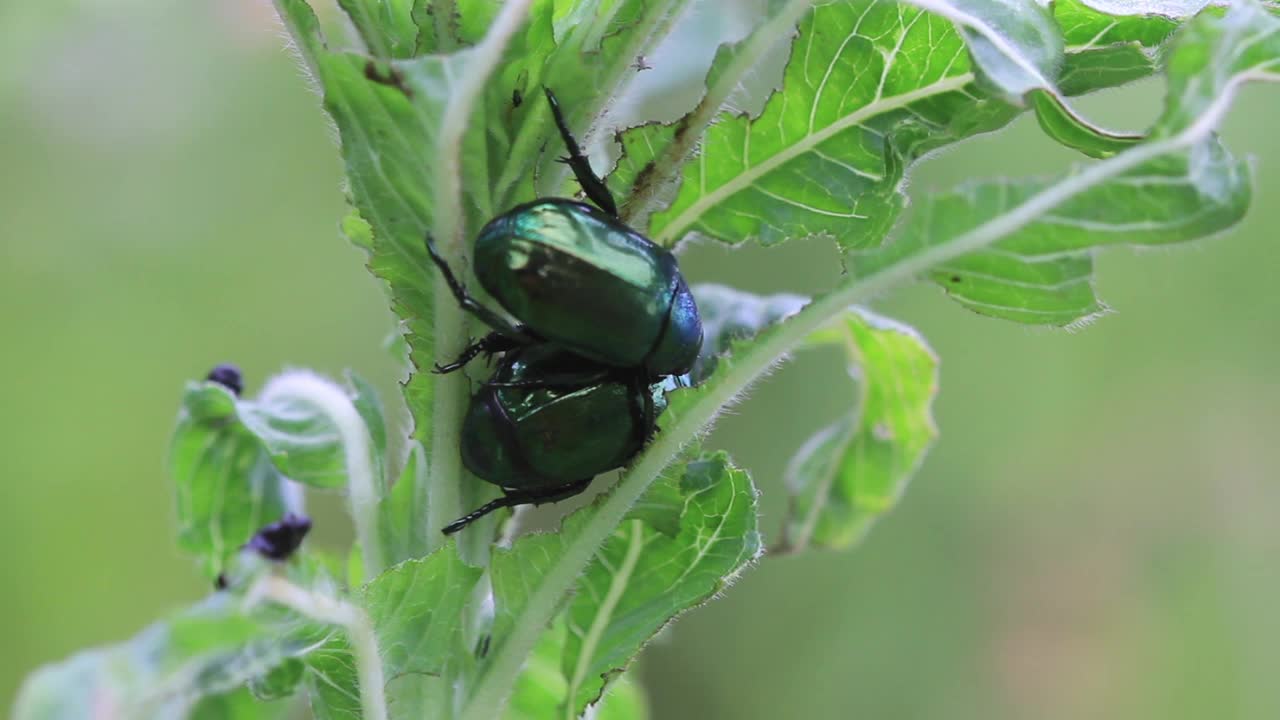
248;659;307;702
490;453;758;718
316;52;444;449
192;687;294;720
505;619;649;720
338;0;421;59
239;382;350;491
633;0;1194;250
924;0;1064;99
684;286;941;553
780;309;940;552
378;441;432;565
560;452;760;716
644;1;988;250
490;0;692;209
1155;2;1278;134
1028;89;1143;158
306;637;364;720
347;370;388;488
362;544;484;679
611;0;819;228
918;138;1249;324
172;369;384;578
847;0;1274;327
14;592;327;720
1052;0;1179;93
276;0;328;64
171;382;303;579
592;675;648;720
490;532;566;642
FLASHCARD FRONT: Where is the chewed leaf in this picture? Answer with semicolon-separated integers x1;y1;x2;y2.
914;0;1064;98
631;0;1185;252
781;310;940;552
316;51;446;450
491;453;758;718
914;135;1249;325
648;1;970;250
559;452;760;716
642;0;1064;251
847;1;1275;327
337;0;421;59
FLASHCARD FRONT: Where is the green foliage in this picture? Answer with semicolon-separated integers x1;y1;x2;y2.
363;547;483;678
14;578;330;720
171;382;303;580
17;0;1280;719
783;310;939;551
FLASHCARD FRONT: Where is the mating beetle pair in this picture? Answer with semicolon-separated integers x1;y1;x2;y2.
428;89;703;534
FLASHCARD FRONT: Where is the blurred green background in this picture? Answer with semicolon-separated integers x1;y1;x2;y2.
3;2;1278;718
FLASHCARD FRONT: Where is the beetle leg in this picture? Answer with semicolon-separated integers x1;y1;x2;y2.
434;332;524;374
625;371;658;447
442;478;593;535
543;88;620;218
425;232;538;343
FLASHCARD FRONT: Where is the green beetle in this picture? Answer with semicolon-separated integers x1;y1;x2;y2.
427;89;703;380
442;345;673;534
427;89;701;534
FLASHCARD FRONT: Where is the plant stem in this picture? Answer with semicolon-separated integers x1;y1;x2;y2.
621;0;815;226
457;74;1252;720
496;0;691;208
251;575;388;720
259;371;383;577
425;0;535;548
537;0;690;198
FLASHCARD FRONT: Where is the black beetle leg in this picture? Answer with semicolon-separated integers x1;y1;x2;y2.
627;372;658;447
543;88;619;218
434;332;525;374
425;232;537;344
442;478;594;535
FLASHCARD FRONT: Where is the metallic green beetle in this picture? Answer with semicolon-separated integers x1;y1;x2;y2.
428;89;702;534
427;89;703;381
442;345;672;534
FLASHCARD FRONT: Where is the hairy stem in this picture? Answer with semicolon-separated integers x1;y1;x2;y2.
458;74;1253;720
495;0;691;209
258;371;383;576
622;0;815;226
251;575;388;720
425;0;535;549
538;0;690;198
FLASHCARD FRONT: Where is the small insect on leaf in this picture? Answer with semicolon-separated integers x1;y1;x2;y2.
244;513;313;561
205;363;244;396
